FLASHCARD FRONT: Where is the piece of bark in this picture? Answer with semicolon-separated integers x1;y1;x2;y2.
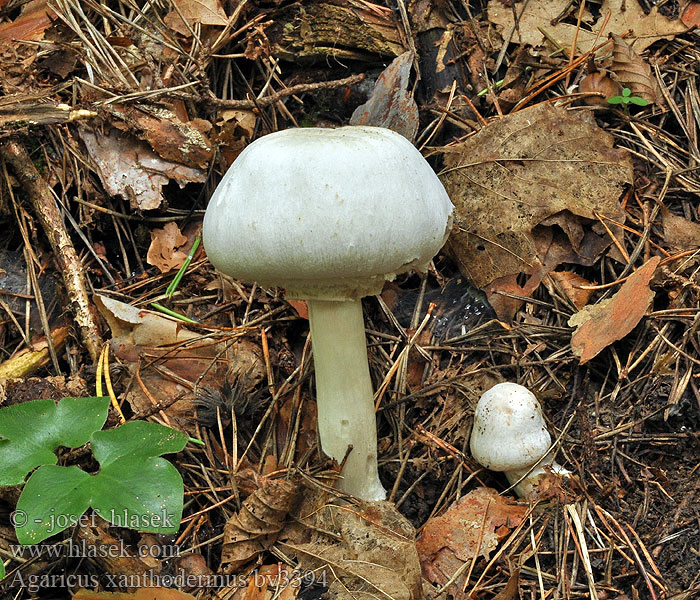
268;1;404;62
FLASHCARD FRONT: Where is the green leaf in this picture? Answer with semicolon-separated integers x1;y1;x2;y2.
14;421;188;545
90;422;187;533
628;96;650;106
0;397;110;486
0;557;4;579
622;87;632;97
15;465;92;544
606;96;625;104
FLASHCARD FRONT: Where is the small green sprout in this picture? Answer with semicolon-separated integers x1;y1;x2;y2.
606;87;650;107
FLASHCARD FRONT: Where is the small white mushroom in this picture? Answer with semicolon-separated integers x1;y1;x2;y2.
470;382;570;497
203;126;453;500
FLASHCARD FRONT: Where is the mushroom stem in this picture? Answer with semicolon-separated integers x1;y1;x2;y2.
307;298;386;501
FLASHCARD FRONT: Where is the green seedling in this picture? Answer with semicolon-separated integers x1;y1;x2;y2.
606;87;650;108
150;302;199;323
165;235;201;300
0;397;188;550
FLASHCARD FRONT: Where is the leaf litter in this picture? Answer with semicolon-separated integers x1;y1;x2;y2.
441;102;633;317
0;0;698;598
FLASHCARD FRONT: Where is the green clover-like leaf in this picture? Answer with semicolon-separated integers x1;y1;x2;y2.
14;421;188;545
90;421;187;533
628;96;650;106
14;465;92;544
0;397;110;486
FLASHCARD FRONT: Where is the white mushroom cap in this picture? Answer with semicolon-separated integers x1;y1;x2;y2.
470;382;552;473
202;126;453;300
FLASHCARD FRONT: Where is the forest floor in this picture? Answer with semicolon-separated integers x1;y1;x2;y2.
0;1;699;599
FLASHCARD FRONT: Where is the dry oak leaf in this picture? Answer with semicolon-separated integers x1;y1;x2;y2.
661;206;700;250
569;256;661;363
610;34;663;105
147;222;189;273
441;103;633;290
682;2;700;27
417;487;526;599
220;477;301;572
487;0;688;54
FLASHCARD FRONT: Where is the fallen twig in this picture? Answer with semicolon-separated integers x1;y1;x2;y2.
208;74;366;110
0;139;102;364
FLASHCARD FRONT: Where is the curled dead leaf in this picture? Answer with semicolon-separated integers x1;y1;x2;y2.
220;477;301;572
550;271;595;309
146;222;200;273
79;128;206;211
0;0;54;42
111;104;214;169
579;72;623;107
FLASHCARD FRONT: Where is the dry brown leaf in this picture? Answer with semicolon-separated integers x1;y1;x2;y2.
550;271;595;309
485;272;544;322
441;103;632;294
79;128;206;210
661;206;700;250
610;34;663;105
349;51;419;141
287;299;308;320
0;0;54;42
220;477;301;572
569;256;661;363
281;498;423;600
164;0;227;34
147;222;189;273
487;0;688;53
111;104;214;169
216;109;258;167
417;488;526;598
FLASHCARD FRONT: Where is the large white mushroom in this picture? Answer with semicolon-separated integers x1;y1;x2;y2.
203;126;453;500
470;382;570;497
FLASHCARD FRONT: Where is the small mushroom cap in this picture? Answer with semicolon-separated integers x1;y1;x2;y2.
203;126;453;300
470;383;552;472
